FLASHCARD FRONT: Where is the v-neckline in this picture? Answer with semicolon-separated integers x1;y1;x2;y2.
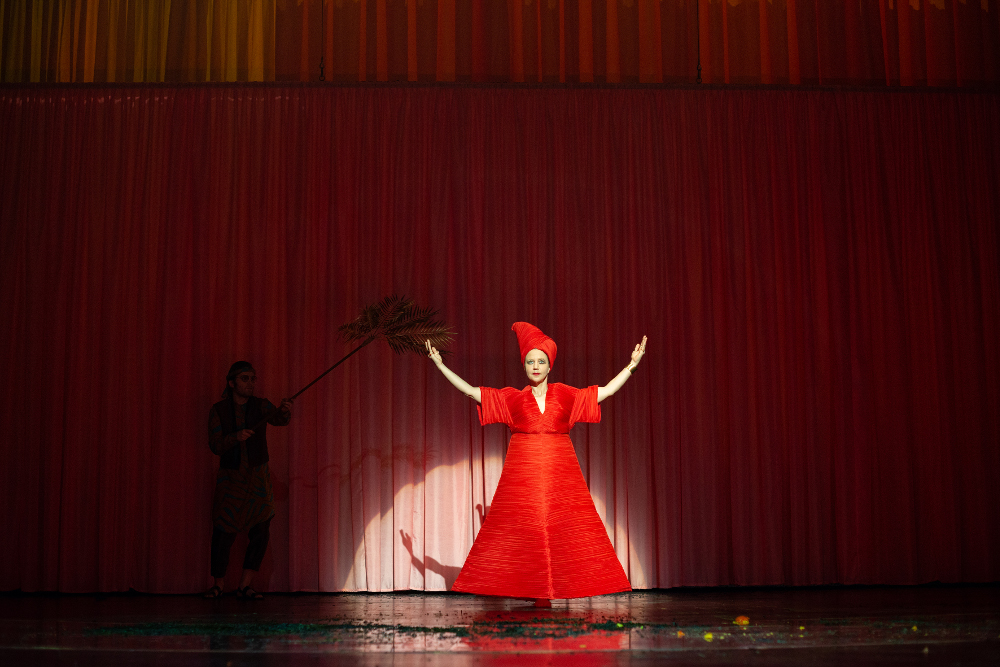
529;387;546;415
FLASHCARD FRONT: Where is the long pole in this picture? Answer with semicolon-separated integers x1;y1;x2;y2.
249;337;374;430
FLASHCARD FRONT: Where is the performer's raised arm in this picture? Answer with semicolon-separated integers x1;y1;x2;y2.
426;340;482;403
597;336;647;403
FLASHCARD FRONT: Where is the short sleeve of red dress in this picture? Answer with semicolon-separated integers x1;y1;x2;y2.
568;385;601;429
478;386;516;427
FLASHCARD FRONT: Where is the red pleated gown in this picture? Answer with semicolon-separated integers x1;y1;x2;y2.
451;383;632;599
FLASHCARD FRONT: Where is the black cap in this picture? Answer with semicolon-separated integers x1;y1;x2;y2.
226;361;255;381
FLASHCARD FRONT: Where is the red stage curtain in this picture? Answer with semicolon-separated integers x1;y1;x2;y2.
2;1;1000;85
1;86;998;593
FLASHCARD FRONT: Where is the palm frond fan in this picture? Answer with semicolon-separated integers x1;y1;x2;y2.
251;295;454;429
338;295;455;355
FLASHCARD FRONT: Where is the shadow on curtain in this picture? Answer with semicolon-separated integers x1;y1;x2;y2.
1;85;998;593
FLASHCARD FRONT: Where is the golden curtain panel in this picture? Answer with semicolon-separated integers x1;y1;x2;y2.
1;1;998;85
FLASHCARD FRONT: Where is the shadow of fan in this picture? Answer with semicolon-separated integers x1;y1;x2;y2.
399;530;463;586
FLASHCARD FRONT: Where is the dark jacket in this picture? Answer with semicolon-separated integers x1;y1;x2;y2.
213;395;271;469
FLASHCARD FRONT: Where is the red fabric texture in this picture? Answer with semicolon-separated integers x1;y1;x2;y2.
458;384;629;599
4;2;1000;86
1;86;999;593
512;322;558;365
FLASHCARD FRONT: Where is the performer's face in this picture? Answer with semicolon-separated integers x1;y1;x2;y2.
523;349;550;383
229;372;257;399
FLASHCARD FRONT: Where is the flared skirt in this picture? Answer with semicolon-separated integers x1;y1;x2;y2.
452;433;631;599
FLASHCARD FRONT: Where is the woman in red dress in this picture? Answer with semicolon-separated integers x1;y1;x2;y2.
426;322;647;606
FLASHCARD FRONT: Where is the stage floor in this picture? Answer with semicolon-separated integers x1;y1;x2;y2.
1;585;998;665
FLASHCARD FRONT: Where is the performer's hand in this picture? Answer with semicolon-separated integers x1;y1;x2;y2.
279;398;293;415
630;336;648;365
236;429;254;442
425;340;443;366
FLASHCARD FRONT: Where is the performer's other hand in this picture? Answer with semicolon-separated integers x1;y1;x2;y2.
425;340;443;365
236;429;255;442
280;398;293;415
631;336;648;365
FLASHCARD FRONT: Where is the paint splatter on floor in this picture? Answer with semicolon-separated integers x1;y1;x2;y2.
5;587;999;663
83;614;1000;650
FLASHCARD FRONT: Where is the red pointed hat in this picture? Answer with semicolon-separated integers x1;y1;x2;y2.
512;322;557;365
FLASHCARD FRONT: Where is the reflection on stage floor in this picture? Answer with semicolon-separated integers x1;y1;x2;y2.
1;585;997;665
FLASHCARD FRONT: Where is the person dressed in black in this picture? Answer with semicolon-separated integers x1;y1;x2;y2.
203;361;292;599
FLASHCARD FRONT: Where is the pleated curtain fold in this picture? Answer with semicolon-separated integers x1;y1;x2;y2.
1;0;998;84
2;85;998;593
